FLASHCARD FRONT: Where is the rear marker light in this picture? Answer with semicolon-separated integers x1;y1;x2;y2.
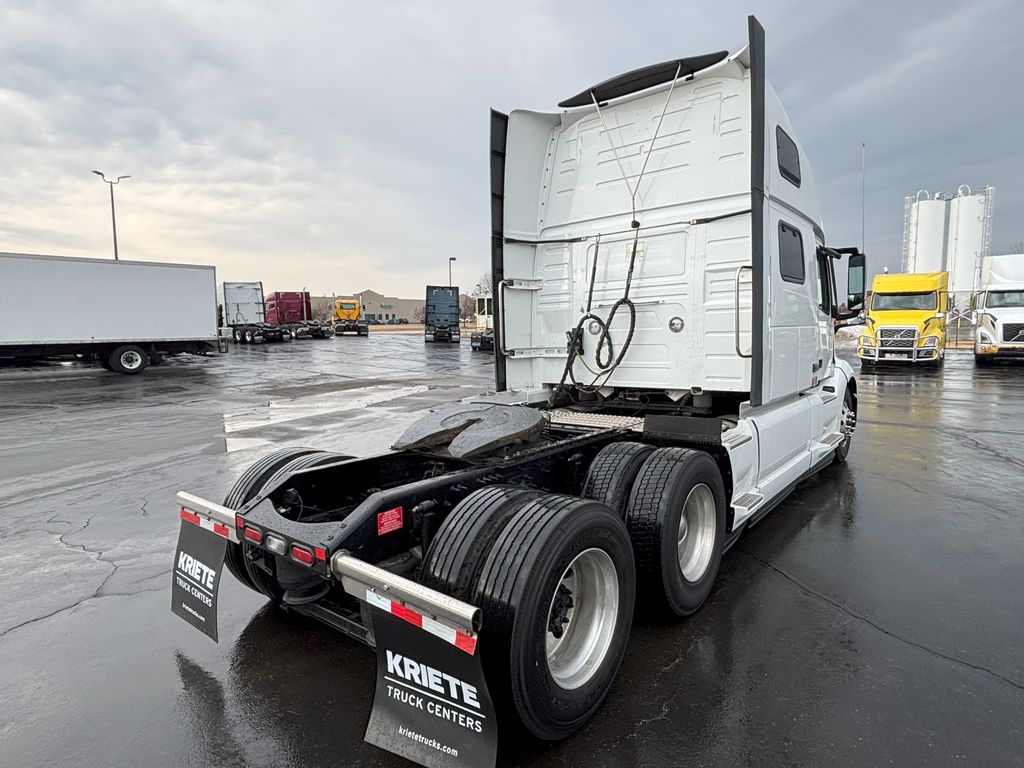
235;515;245;529
314;547;327;561
291;545;314;566
243;527;263;544
265;534;287;555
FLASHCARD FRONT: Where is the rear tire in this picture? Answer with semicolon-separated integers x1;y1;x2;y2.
232;327;243;343
108;344;148;375
222;447;324;594
420;486;540;601
243;329;255;344
582;441;656;518
475;494;635;741
625;447;725;617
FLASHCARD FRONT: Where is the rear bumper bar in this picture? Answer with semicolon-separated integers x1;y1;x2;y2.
176;491;481;638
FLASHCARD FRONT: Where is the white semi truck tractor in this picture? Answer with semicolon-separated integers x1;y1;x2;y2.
974;254;1024;364
170;17;864;768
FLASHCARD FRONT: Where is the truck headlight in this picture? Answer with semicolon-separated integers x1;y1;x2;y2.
922;336;939;348
979;330;994;344
860;335;874;347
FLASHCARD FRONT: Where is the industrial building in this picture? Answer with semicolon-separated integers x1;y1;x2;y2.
902;185;995;309
313;289;424;323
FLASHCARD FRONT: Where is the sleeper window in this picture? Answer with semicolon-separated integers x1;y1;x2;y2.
779;222;805;284
776;126;801;187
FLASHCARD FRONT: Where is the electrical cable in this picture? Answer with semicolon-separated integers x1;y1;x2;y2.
548;66;684;405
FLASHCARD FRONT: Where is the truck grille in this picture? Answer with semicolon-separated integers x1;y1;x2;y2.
878;327;918;348
1003;324;1024;343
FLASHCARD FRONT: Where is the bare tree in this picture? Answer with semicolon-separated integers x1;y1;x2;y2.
413;305;426;323
459;293;475;320
311;296;336;322
1012;240;1024;255
472;271;493;297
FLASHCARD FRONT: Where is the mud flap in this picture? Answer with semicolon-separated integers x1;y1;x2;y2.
170;511;228;642
365;603;497;768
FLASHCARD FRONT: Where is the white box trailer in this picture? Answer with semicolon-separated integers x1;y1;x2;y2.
0;252;220;374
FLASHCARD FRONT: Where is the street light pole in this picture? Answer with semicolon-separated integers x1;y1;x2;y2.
449;256;456;287
92;171;130;261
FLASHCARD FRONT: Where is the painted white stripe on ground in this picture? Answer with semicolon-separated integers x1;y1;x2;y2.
224;385;429;433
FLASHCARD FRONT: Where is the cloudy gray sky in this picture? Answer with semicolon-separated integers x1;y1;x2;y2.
1;0;1021;297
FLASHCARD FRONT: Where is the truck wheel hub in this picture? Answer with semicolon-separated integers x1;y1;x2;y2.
545;548;619;690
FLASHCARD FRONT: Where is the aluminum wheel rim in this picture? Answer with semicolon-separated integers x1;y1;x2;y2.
841;400;856;444
545;548;619;691
678;484;716;582
120;350;142;370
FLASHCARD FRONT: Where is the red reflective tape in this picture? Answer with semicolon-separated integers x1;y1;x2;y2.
213;522;230;538
180;509;200;526
377;506;403;536
313;547;327;561
391;602;422;628
454;632;478;656
235;516;245;529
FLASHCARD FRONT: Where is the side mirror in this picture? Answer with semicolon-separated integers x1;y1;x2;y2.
846;253;865;312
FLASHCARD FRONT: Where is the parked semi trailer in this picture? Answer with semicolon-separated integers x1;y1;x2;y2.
0;252;220;374
171;17;864;768
424;285;460;343
220;281;286;343
974;254;1024;364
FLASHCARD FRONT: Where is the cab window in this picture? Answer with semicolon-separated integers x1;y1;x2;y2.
872;292;937;311
815;250;832;315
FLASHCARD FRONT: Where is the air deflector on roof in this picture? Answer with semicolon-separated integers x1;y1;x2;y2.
557;51;729;108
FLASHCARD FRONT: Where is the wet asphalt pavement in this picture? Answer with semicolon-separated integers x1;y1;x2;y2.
1;339;1022;768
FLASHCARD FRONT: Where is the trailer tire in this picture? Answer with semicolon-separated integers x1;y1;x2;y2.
420;486;540;602
222;447;324;593
475;494;635;741
625;447;725;617
108;345;148;375
582;441;656;518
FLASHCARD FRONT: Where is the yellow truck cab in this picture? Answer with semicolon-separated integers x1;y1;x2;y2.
333;298;369;336
858;272;948;365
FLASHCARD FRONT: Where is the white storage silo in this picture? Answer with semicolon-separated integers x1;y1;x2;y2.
903;191;950;273
947;185;995;304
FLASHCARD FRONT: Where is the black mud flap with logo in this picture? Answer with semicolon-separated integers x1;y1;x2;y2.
365;601;497;768
170;511;228;642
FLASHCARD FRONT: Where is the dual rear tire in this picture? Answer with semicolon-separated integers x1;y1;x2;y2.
423;488;635;741
583;441;726;615
421;444;727;741
624;447;726;616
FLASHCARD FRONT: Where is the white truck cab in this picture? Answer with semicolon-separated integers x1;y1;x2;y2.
489;17;864;528
974;254;1024;364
